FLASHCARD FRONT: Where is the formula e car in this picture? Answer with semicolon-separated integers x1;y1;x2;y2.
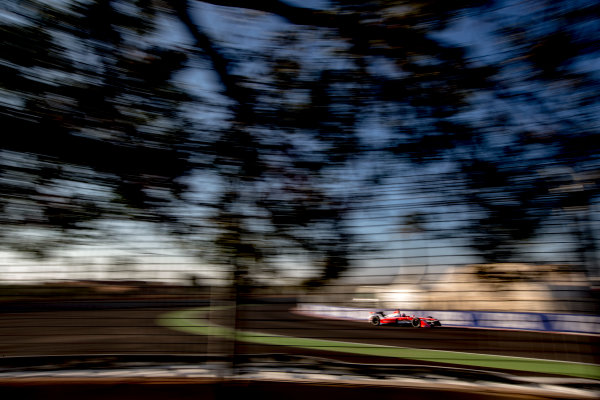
369;310;441;327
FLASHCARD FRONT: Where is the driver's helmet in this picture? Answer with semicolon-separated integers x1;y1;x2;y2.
401;313;406;317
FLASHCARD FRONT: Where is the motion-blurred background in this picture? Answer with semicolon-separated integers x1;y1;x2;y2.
0;0;599;388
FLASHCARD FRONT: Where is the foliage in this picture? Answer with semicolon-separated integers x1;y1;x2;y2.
1;0;598;282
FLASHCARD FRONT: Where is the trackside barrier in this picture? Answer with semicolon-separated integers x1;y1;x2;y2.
294;304;600;335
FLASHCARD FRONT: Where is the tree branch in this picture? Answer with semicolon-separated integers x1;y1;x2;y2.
172;0;253;117
193;0;341;28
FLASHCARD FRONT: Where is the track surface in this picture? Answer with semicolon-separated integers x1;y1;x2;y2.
0;302;597;370
234;304;599;365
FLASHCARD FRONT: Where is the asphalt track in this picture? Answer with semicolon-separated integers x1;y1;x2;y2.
160;303;600;378
0;301;598;378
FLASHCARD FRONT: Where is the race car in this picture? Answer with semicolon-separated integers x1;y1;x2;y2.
369;310;441;327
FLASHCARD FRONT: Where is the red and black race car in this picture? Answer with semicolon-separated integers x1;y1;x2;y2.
369;310;441;327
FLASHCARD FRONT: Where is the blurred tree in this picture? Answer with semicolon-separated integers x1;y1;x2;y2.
1;0;193;256
428;0;600;271
1;0;598;283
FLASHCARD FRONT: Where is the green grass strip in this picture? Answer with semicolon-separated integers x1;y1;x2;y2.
157;307;600;380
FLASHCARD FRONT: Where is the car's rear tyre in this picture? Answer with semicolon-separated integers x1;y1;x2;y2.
370;316;381;326
411;318;421;328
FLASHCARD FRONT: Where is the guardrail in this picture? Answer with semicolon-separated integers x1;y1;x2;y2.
294;304;600;335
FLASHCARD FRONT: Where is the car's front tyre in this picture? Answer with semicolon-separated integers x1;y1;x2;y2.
411;318;421;328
